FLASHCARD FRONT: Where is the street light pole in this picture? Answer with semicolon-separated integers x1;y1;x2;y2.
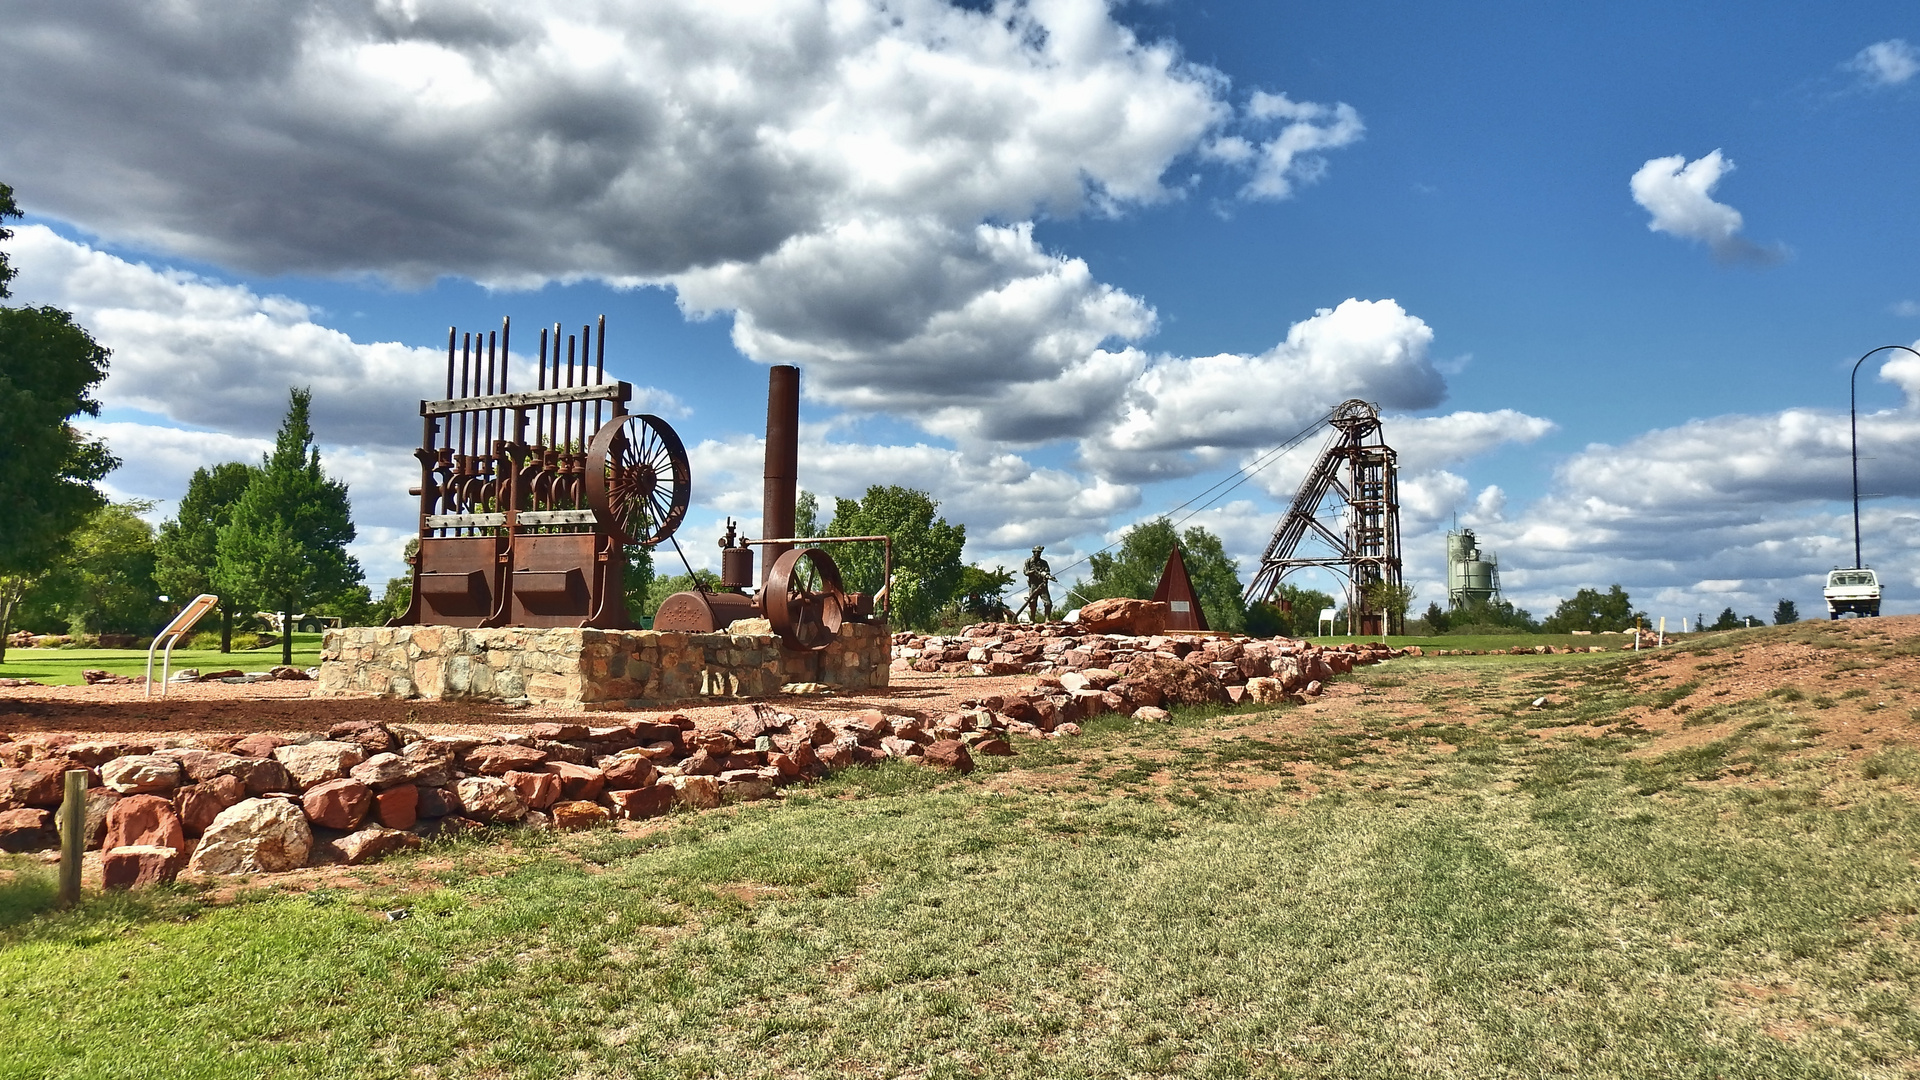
1849;345;1920;570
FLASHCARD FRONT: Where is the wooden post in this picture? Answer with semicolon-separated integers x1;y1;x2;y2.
57;769;87;908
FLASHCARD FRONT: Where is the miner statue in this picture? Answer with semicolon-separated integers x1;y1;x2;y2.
1016;545;1056;622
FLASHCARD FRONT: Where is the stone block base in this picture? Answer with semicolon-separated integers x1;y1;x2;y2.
318;621;891;707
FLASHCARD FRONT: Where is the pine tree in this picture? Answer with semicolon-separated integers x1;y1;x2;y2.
155;461;257;651
215;388;362;666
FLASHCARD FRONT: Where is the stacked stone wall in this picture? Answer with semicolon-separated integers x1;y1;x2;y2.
317;621;890;706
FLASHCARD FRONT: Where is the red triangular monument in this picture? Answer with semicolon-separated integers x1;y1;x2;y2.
1151;546;1209;631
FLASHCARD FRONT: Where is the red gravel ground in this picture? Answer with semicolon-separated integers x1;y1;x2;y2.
0;669;1034;741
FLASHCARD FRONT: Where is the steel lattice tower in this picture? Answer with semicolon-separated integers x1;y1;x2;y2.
1243;400;1404;635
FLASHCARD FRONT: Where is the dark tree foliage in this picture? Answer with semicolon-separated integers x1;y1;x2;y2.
0;306;118;577
1710;607;1761;631
1541;585;1643;634
1074;518;1247;632
47;502;162;636
1419;601;1452;635
793;490;821;539
956;564;1016;621
1447;596;1539;634
0;181;18;297
1244;582;1339;637
827;486;966;631
1773;598;1799;625
155;461;257;651
0;192;120;659
215;388;363;666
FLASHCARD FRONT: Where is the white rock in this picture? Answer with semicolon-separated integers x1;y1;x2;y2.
666;774;722;809
272;741;368;790
454;777;528;823
187;797;313;874
100;755;184;795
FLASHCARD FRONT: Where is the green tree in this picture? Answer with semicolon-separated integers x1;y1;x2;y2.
1541;585;1643;634
826;486;966;631
1709;607;1760;631
624;544;654;623
647;569;722;614
44;501;162;637
1074;518;1247;632
1418;600;1452;635
0;190;120;660
956;564;1016;621
215;388;363;666
1360;580;1416;635
1448;596;1539;634
0;181;18;297
155;461;257;651
1773;598;1799;625
793;490;821;539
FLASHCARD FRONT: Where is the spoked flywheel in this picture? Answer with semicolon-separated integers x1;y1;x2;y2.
586;413;691;546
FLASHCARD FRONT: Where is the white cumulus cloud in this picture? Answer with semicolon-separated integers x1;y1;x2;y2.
1849;38;1919;87
1629;150;1783;266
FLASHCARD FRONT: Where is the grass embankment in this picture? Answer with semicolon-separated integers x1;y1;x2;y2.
0;634;326;685
3;638;1918;1078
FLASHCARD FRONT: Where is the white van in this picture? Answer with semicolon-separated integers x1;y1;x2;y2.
1823;569;1881;619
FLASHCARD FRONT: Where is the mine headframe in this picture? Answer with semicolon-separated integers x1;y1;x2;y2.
391;316;691;629
652;365;892;653
1242;399;1403;636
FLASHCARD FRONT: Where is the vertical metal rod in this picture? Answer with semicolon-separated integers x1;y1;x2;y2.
484;330;496;455
549;323;562;453
460;332;474;462
535;327;549;445
594;315;606;434
444;327;457;455
565;332;577;453
58;769;86;907
499;316;510;397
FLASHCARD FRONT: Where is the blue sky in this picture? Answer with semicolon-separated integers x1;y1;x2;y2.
3;0;1917;623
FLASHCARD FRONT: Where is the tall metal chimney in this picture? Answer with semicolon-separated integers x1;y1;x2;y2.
762;365;800;587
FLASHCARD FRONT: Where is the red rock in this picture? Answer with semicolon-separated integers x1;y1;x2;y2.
539;760;606;801
103;845;184;888
219;756;294;797
232;734;289;759
174;775;246;836
301;778;374;831
415;785;457;819
397;742;456;787
272;741;367;790
1126;654;1230;706
815;742;852;771
1076;597;1170;636
454;777;527;823
1226;685;1248;703
880;736;923;758
972;738;1015;757
2;763;74;807
0;808;55;852
327;721;397;754
600;785;673;820
462;743;548;776
103;794;186;853
328;826;419;866
600;756;655;791
80;787;120;849
552;800;610;829
374;784;419;830
1053;722;1083;737
921;739;974;773
527;722;589;741
504;769;561;810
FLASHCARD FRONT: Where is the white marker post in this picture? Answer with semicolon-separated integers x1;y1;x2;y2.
145;593;222;699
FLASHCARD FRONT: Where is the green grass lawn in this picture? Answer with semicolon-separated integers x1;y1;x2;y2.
0;634;326;685
2;652;1917;1078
